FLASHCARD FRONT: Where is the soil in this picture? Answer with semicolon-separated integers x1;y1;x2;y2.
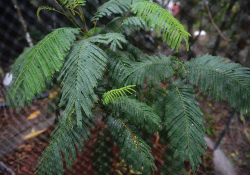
0;88;250;175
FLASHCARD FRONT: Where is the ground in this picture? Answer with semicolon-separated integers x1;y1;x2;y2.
0;87;250;175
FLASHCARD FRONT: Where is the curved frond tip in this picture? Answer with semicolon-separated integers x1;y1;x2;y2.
102;85;136;105
131;1;190;52
59;0;86;8
37;6;63;21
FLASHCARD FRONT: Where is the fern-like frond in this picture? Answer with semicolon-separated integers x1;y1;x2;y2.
6;47;34;108
165;79;206;171
123;53;174;86
118;16;148;33
144;87;167;119
12;28;79;106
102;85;136;105
58;40;107;127
86;33;126;51
59;0;86;8
107;50;133;86
92;0;146;21
112;97;162;132
93;130;114;175
121;43;143;61
131;1;190;52
101;16;147;34
161;145;186;175
36;114;93;175
37;6;64;21
107;116;156;174
185;54;250;115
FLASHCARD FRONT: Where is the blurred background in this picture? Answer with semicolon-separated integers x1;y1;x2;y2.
0;0;250;174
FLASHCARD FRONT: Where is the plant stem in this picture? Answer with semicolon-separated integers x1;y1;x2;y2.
12;0;33;47
77;5;90;37
114;9;132;32
57;3;85;34
65;8;87;34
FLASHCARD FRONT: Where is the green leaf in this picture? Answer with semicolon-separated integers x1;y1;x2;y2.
6;47;34;108
86;33;126;51
106;50;133;86
185;54;250;115
131;1;190;52
102;85;136;105
161;145;186;175
165;79;206;171
107;116;156;174
93;130;114;175
59;0;86;8
58;40;107;127
112;97;162;132
12;28;79;104
92;0;147;21
36;114;93;175
123;53;174;86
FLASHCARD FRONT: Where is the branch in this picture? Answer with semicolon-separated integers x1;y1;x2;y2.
205;2;230;42
0;161;15;175
12;0;34;47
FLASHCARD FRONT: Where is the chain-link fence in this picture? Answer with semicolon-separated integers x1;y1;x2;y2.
1;0;250;174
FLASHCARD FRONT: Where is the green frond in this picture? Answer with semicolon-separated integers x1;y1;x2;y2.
101;16;147;34
185;54;250;115
106;50;133;86
161;146;186;175
6;47;34;108
107;116;156;174
93;130;114;175
102;85;136;105
59;0;86;8
147;88;167;119
165;79;206;171
92;0;146;21
118;16;148;33
111;97;162;132
123;53;174;86
86;33;126;51
131;1;190;52
36;114;93;175
37;6;63;21
12;28;79;107
58;40;107;127
83;27;101;39
121;43;143;61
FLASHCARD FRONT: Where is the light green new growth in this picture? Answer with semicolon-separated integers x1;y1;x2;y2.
59;0;86;8
37;6;65;21
102;85;136;105
131;1;191;52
